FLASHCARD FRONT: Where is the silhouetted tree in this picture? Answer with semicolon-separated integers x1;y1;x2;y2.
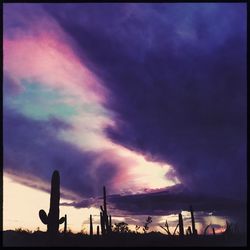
135;225;140;233
143;216;152;233
114;222;130;233
159;219;171;235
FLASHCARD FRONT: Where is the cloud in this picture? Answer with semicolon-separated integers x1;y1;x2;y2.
108;185;245;217
3;4;246;232
64;183;246;232
3;106;177;199
3;73;23;96
42;3;247;201
3;107;120;198
66;183;245;216
60;198;99;209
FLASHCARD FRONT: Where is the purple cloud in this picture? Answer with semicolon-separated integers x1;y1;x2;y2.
3;107;119;198
3;3;246;232
42;3;246;201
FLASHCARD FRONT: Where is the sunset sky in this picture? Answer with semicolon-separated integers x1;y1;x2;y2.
3;3;246;234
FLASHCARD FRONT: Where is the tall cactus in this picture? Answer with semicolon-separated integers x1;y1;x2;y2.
190;205;197;235
100;186;112;235
108;215;112;233
39;170;65;236
64;214;67;233
186;226;192;235
100;212;105;235
178;213;184;236
90;214;93;236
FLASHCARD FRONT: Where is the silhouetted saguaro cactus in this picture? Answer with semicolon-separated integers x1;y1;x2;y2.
64;214;67;233
108;215;112;233
100;186;112;235
90;214;93;236
190;205;197;235
186;226;192;235
100;212;105;235
39;170;65;236
179;213;184;236
97;225;100;236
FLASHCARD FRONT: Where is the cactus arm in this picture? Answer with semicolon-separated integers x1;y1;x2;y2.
39;209;48;224
59;216;65;224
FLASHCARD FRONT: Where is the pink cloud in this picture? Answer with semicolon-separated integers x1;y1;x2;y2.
4;32;106;104
4;4;108;105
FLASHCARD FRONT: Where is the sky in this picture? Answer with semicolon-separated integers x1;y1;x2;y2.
3;3;247;234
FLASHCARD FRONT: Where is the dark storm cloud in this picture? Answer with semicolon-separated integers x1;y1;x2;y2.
43;3;246;201
64;183;246;231
67;183;245;217
108;186;245;217
3;107;118;198
60;198;98;208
